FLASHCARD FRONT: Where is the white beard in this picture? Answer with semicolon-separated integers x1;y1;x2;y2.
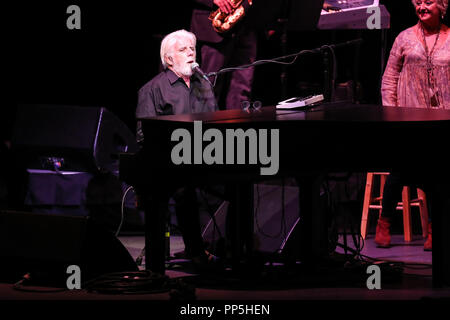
172;62;193;78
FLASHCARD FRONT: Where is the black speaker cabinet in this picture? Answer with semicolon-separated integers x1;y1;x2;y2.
12;104;138;172
202;182;301;256
0;210;138;287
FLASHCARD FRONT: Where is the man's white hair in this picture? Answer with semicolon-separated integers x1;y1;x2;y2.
411;0;449;18
160;29;196;69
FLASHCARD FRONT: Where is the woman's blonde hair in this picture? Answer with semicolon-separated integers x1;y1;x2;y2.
411;0;449;18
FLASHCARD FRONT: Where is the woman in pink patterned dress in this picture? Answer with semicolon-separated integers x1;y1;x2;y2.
375;0;449;251
381;0;449;109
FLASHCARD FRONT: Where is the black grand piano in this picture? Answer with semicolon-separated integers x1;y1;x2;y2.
129;102;450;287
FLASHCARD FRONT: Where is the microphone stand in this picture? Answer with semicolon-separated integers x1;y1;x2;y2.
207;38;363;101
321;38;363;102
279;0;291;100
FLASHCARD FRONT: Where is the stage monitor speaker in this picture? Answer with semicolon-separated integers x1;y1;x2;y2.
0;210;138;287
11;104;139;172
202;182;301;256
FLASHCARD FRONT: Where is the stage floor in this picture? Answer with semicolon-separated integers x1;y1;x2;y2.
2;233;448;302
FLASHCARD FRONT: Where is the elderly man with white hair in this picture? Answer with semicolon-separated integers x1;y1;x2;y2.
135;30;219;272
136;29;217;143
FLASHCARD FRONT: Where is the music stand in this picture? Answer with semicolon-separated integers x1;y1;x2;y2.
277;0;324;98
286;0;324;31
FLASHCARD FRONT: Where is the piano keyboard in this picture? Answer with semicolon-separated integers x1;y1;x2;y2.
318;0;390;29
322;0;379;12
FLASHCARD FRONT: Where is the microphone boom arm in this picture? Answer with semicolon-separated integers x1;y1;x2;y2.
206;38;363;89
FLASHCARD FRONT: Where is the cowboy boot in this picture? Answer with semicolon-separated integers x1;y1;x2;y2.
375;216;391;248
424;222;432;251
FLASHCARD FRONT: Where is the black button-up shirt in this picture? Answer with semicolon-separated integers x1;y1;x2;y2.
136;69;217;143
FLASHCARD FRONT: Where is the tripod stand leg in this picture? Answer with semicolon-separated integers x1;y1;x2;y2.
136;247;145;266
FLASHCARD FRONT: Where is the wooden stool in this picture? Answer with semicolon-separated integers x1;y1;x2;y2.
360;172;429;241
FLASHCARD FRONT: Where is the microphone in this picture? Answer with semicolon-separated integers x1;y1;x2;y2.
191;62;212;84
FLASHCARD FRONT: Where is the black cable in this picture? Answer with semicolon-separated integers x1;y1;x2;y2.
12;273;70;293
11;270;160;294
199;188;224;239
83;271;196;298
281;179;288;243
208;39;363;88
335;241;432;272
321;44;338;101
85;271;168;294
116;185;134;237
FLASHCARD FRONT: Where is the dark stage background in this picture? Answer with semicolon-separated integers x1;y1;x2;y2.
1;1;449;296
6;0;449;142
